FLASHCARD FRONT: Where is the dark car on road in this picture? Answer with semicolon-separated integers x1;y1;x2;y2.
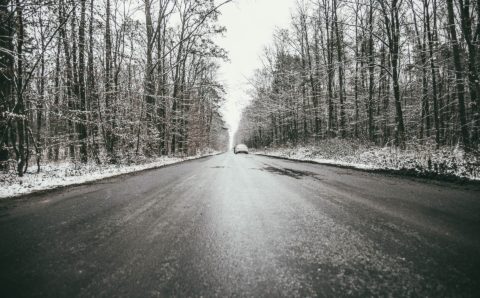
234;144;249;154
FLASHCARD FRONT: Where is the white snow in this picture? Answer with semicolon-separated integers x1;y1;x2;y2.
255;140;480;181
0;151;221;199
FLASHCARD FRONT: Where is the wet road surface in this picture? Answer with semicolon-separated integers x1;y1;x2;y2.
1;153;480;297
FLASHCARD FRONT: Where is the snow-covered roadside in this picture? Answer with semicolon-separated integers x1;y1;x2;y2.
254;140;480;181
0;151;221;199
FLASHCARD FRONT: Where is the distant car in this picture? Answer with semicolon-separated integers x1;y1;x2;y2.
234;144;249;154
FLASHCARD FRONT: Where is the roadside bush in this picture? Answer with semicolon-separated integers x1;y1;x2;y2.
263;139;480;180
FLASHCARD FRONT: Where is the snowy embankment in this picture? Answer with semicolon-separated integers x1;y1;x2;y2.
0;150;221;199
255;139;480;181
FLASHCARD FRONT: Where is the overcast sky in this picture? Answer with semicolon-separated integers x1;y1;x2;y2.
216;0;295;144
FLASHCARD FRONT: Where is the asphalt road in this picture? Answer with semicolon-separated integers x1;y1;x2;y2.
1;153;480;297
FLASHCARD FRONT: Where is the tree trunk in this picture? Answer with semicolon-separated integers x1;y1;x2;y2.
104;0;115;161
458;0;480;145
367;3;375;142
382;0;406;148
87;0;99;163
424;0;440;146
14;0;25;176
78;0;87;162
446;0;471;150
144;0;156;155
0;0;14;162
333;0;346;137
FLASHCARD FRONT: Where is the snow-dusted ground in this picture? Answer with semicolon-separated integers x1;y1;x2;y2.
0;151;221;199
255;140;480;181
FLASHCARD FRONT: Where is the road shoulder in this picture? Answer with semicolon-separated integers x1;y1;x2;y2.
0;153;223;200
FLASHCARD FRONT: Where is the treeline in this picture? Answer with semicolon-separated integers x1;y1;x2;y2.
0;0;230;176
237;0;479;153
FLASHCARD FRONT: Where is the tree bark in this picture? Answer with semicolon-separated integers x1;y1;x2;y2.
14;0;25;176
333;0;346;137
78;0;87;162
446;0;471;150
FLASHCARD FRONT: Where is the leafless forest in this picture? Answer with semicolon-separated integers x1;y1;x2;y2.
0;0;230;177
237;0;480;156
2;0;480;180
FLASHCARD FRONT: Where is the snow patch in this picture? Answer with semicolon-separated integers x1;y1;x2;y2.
255;140;480;181
0;151;221;199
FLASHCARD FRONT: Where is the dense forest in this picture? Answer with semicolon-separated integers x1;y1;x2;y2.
0;0;230;177
237;0;480;155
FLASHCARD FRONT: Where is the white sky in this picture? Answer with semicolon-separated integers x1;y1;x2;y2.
216;0;295;146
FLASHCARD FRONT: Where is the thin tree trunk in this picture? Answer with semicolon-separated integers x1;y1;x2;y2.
367;2;375;142
14;0;25;176
424;0;441;146
105;0;115;161
333;0;346;137
78;0;87;162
